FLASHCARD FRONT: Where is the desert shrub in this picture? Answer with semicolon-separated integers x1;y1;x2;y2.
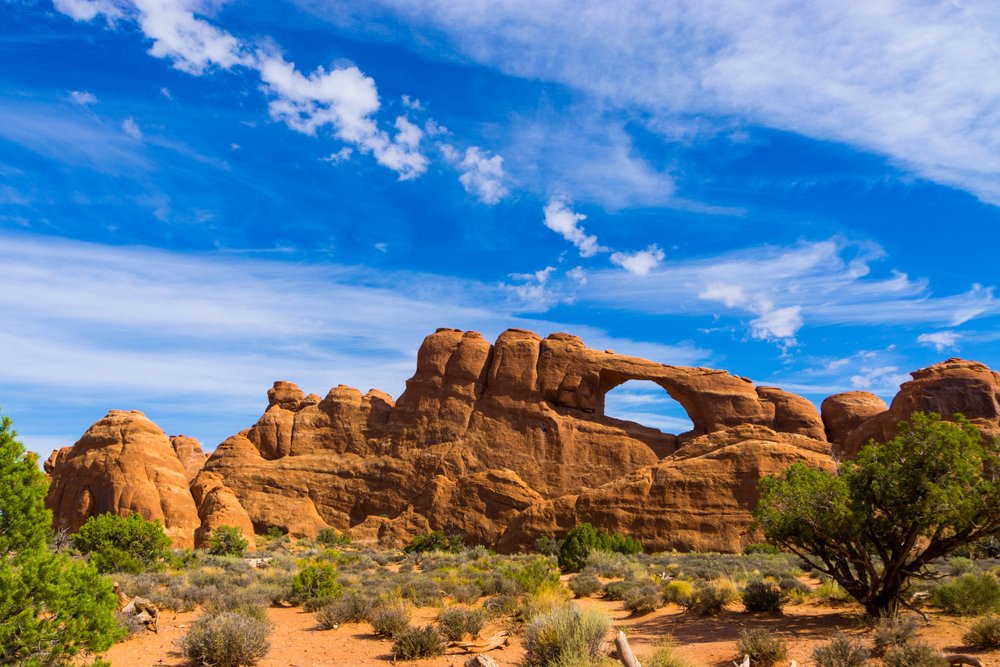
662;580;695;606
115;609;147;636
735;628;787;667
535;536;561;556
404;531;463;554
315;527;350;547
392;624;445;660
442;579;482;604
523;605;610;666
368;600;410;638
882;640;948;667
502;556;562;595
945;556;976;576
399;575;443;607
179;611;271;667
931;573;1000;615
623;581;662;615
814;579;853;604
558;523;641;572
646;638;692;667
316;590;374;629
811;631;869;667
744;543;780;555
569;573;602;598
208;526;249;557
72;513;172;574
602;579;640;602
872;614;921;655
741;579;784;614
963;615;1000;649
485;593;520;618
203;585;271;619
778;575;808;595
436;606;485;641
688;580;738;615
290;561;342;604
584;550;633;578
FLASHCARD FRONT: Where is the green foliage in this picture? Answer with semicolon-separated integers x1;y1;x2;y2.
523;605;610;666
72;513;172;574
391;625;445;660
882;640;948;667
963;615;1000;649
741;579;784;614
735;628;788;667
0;413;125;666
687;580;738;615
810;632;870;667
623;581;662;615
534;536;561;556
557;523;641;572
646;640;693;667
290;561;342;604
315;527;350;547
501;556;562;594
931;573;1000;615
662;580;695;606
208;526;249;557
264;526;286;540
753;412;1000;618
403;530;463;554
744;543;780;555
179;611;271;667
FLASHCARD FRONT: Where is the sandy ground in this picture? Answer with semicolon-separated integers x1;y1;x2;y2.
101;596;999;667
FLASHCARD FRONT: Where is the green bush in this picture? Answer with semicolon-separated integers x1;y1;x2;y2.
179;611;271;667
315;527;350;548
72;513;172;574
945;556;976;576
602;579;641;602
741;579;783;614
391;625;445;660
872;614;921;655
367;600;410;638
744;543;780;555
315;591;373;629
931;574;1000;615
963;615;1000;649
403;531;463;554
436;606;485;641
208;526;249;557
290;561;342;604
557;523;641;572
0;413;125;665
535;536;561;556
568;573;602;598
810;631;869;667
882;640;948;667
735;628;787;667
502;556;561;595
523;605;610;666
662;580;695;606
688;580;737;615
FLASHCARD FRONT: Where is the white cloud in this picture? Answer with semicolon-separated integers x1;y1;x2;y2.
53;0;122;21
323;147;353;163
542;199;605;257
446;146;509;204
850;366;908;394
567;266;587;285
610;244;664;276
121;116;143;139
401;94;422;110
917;331;960;352
131;0;249;74
69;90;98;106
750;305;803;342
699;283;745;308
318;0;1000;205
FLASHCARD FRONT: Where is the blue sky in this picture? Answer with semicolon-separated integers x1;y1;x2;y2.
3;0;1000;458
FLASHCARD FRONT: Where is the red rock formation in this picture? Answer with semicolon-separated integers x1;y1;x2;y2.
170;435;208;482
190;471;257;552
821;391;887;454
840;358;1000;458
45;410;200;548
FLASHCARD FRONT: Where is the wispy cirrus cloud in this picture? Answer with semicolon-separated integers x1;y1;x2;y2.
305;0;1000;205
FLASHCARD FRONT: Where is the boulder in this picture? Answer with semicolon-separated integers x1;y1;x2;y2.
821;392;887;454
170;435;208;482
45;410;200;548
190;471;257;552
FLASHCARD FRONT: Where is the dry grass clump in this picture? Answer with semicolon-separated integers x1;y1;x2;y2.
881;639;949;667
735;628;787;667
367;600;410;638
810;631;869;667
741;579;784;614
662;580;695;607
871;614;921;655
523;604;610;667
622;580;662;615
963;615;1000;649
178;611;271;667
645;637;692;667
687;579;738;615
315;590;374;629
568;573;602;598
436;605;485;641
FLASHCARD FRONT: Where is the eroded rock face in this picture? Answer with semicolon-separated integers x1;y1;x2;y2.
171;435;208;482
45;410;200;548
821;392;887;454
190;471;257;552
840;358;1000;458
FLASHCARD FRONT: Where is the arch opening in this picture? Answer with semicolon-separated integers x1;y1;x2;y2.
601;379;695;436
